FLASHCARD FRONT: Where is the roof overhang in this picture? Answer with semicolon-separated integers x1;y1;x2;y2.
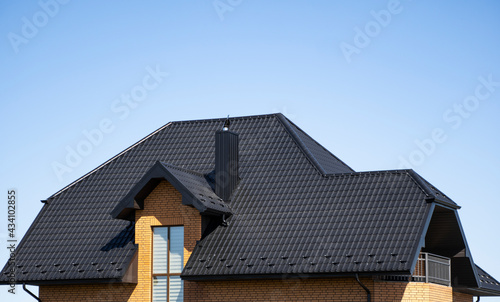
181;271;411;282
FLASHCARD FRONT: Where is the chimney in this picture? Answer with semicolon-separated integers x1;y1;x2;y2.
215;119;239;201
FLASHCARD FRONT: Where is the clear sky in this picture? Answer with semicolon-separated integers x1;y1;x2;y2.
1;1;499;301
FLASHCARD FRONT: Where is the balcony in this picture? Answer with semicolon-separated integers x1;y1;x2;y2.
380;253;451;286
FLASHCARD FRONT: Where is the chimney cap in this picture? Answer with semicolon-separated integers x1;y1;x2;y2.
222;116;230;131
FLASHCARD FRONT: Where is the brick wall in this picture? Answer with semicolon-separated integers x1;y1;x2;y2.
187;277;474;302
186;277;372;301
130;180;201;301
375;280;453;301
39;283;136;302
453;291;474;302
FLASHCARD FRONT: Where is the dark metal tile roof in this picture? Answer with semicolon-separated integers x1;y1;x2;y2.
161;162;230;214
111;161;231;220
182;170;433;279
476;265;500;295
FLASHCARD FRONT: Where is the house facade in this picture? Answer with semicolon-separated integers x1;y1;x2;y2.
1;113;499;301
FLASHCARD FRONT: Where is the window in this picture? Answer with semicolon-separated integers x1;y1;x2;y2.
152;226;184;302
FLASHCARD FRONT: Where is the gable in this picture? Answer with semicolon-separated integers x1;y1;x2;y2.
421;205;478;289
111;161;231;220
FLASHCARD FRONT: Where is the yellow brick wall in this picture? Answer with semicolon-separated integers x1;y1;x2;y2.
130;180;201;301
186;277;372;301
187;278;473;302
376;281;453;301
39;283;136;302
373;280;473;302
453;291;474;302
39;277;475;302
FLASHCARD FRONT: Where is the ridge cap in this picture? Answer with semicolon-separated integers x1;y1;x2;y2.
275;113;327;175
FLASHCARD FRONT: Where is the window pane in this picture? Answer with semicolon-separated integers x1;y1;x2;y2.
169;227;184;273
152;276;167;302
153;227;168;274
169;276;183;302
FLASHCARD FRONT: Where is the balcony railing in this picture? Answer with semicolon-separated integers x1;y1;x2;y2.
380;253;451;286
412;252;451;286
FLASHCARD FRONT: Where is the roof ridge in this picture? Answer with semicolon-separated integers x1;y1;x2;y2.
282;115;354;174
324;169;410;178
404;170;436;198
275;113;327;175
170;113;279;125
49;122;174;199
419;175;454;202
405;170;460;209
324;169;461;208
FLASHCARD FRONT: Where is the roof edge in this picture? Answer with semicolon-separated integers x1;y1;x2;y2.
407;170;461;209
409;203;436;275
50;122;174;199
0;278;125;286
181;271;411;282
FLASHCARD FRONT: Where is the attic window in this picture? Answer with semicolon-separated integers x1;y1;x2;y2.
152;226;184;302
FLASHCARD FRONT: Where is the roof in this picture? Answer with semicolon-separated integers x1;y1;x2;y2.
182;170;442;279
111;161;232;220
452;265;500;297
0;113;497;295
475;265;500;295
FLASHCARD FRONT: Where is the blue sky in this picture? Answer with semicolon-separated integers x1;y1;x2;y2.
1;1;500;300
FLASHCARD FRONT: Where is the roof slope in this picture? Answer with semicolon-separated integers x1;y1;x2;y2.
476;265;500;295
0;113;352;284
183;170;433;278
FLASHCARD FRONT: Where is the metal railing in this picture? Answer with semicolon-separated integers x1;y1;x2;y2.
412;252;451;286
380;252;451;286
